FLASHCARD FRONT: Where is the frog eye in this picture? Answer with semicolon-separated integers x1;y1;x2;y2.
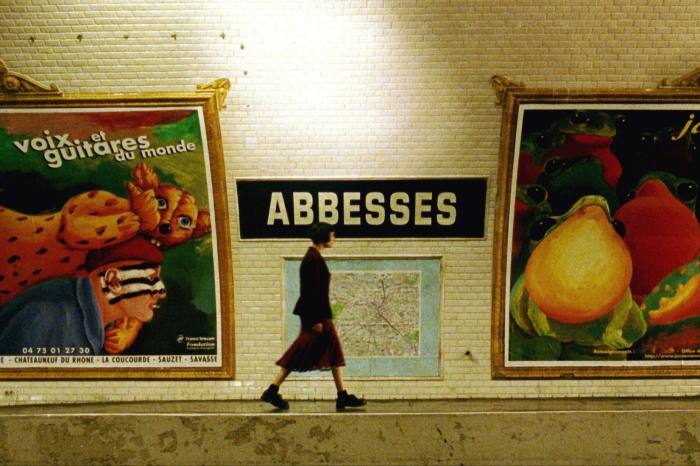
612;220;626;238
535;132;555;148
525;185;547;205
659;128;676;144
529;217;557;242
677;182;698;203
570;111;587;125
615;115;628;129
177;216;193;229
156;197;168;210
543;158;565;175
639;132;656;146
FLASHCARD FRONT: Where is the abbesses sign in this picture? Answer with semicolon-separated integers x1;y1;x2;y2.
236;178;487;239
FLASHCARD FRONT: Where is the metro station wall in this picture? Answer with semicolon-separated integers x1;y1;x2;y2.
1;0;700;404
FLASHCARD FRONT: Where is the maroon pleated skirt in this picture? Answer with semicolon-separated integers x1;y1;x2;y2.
276;319;345;372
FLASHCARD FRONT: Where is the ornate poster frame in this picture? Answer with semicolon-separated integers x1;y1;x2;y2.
0;61;233;379
492;69;700;378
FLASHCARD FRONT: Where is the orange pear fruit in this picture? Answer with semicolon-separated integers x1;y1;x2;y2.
524;204;633;324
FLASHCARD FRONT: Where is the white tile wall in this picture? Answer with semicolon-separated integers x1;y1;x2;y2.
1;0;700;404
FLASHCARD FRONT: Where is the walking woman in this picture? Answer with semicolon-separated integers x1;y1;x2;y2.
261;222;366;411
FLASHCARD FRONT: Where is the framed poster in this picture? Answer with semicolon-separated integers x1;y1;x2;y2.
0;67;233;379
493;76;700;378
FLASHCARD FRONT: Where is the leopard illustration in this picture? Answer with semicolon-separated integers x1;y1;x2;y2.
0;162;211;353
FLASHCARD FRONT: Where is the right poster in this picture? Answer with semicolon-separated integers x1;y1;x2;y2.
493;88;700;378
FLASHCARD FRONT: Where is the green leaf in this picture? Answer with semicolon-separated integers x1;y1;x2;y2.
603;290;647;349
509;274;535;335
527;336;562;360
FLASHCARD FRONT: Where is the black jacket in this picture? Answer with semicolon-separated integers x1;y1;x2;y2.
292;247;332;328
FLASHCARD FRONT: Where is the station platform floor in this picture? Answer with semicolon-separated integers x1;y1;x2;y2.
0;397;697;465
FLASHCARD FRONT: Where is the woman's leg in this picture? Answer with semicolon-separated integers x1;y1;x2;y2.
261;367;291;409
273;367;291;386
332;366;366;409
331;366;345;391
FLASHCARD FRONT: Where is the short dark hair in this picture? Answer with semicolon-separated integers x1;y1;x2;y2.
308;222;335;245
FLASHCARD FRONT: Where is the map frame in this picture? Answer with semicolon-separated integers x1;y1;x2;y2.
282;255;442;379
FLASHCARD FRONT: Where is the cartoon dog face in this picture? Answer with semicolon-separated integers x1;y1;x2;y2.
129;163;211;249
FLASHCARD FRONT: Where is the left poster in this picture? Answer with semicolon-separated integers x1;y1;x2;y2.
0;93;233;379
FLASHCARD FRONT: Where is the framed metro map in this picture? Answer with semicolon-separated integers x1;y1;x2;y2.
284;256;442;378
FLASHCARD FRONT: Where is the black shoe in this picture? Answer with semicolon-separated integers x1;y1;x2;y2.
336;391;366;410
261;386;289;410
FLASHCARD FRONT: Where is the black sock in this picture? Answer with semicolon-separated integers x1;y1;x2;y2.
337;390;347;396
268;384;279;393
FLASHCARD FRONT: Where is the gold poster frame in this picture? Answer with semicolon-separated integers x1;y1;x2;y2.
0;61;233;379
492;69;700;378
